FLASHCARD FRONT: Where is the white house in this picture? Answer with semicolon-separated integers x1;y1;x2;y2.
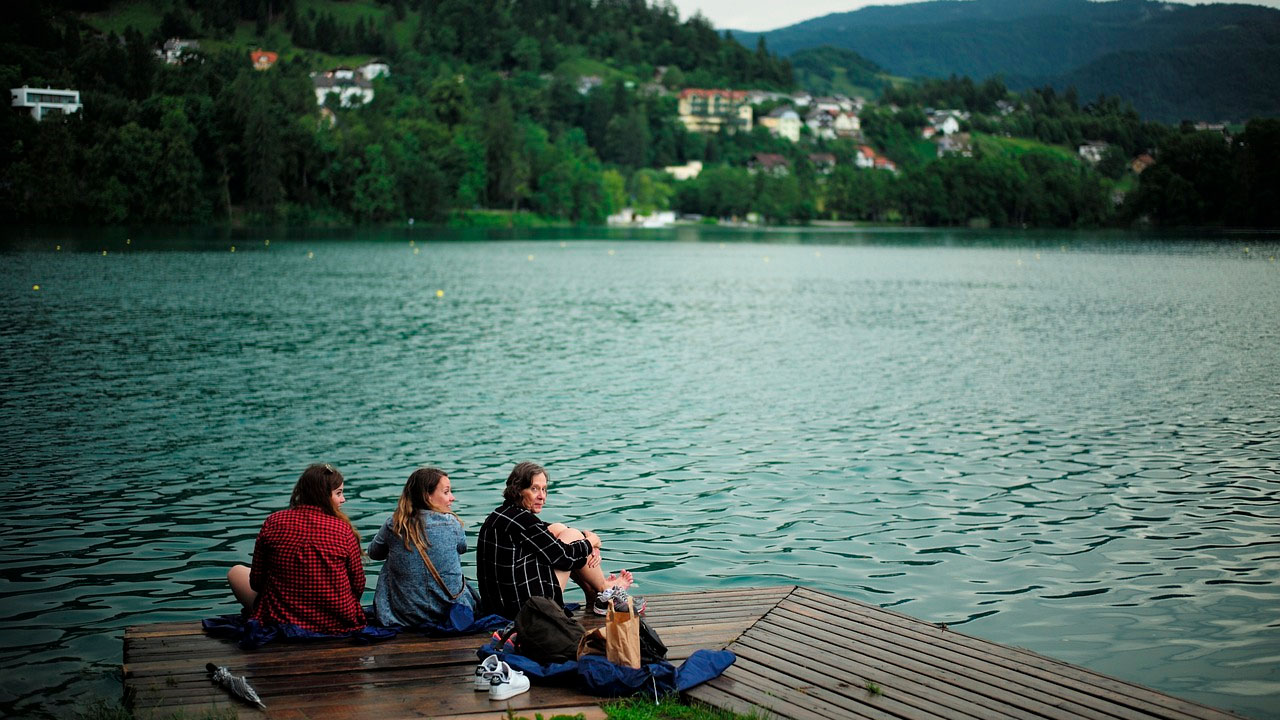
663;160;703;181
805;109;836;140
312;72;374;107
812;96;843;113
159;38;199;64
832;111;860;137
11;86;82;120
1078;140;1109;164
855;145;897;172
576;75;603;95
935;114;961;135
760;106;802;143
359;60;390;80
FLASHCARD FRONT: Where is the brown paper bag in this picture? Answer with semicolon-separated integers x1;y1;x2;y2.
604;597;641;669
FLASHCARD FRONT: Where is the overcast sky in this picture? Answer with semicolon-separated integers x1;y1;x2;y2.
668;0;1280;32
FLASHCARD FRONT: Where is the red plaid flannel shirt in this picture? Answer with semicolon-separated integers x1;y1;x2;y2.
249;505;365;634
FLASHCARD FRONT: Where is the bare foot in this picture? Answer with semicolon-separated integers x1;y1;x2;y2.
605;569;634;590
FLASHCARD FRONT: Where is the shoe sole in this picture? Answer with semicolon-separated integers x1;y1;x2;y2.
489;683;529;701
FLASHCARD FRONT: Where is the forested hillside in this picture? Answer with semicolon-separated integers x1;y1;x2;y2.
0;0;793;225
737;0;1280;122
3;0;1278;230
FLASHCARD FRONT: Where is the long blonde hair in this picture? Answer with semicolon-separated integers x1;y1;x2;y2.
391;467;460;557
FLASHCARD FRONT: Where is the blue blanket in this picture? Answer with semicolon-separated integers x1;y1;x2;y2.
474;638;736;698
203;603;507;650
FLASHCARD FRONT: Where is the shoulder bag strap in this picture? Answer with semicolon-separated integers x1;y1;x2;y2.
413;542;467;600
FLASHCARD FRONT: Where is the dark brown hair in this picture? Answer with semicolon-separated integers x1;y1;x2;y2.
290;463;359;541
502;461;546;506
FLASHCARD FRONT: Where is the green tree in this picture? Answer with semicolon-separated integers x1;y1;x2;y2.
352;144;398;221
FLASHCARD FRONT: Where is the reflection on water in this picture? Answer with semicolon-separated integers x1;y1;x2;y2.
1;228;1278;718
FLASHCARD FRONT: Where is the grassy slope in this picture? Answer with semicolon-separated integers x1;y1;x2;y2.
972;132;1078;163
78;0;415;72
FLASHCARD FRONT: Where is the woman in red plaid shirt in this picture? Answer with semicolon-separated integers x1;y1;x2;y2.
227;464;366;634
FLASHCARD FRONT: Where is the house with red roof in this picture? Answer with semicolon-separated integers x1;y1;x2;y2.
250;49;278;70
677;89;753;134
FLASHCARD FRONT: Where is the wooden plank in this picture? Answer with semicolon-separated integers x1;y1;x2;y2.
732;629;1028;720
687;671;846;720
760;605;1119;719
123;586;1240;720
787;588;1237;720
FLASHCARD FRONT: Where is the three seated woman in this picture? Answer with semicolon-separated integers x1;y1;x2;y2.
228;460;638;634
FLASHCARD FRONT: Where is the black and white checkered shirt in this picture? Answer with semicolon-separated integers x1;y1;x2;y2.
477;502;593;619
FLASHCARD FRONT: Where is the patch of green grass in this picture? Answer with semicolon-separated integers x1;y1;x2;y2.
603;695;771;720
865;680;883;696
447;210;569;228
972;132;1077;162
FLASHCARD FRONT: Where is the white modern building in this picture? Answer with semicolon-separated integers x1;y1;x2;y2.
11;86;82;120
312;72;374;107
358;60;390;81
159;38;200;64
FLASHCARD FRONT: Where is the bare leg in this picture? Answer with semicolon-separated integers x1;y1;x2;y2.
548;525;610;606
548;524;633;590
228;564;256;609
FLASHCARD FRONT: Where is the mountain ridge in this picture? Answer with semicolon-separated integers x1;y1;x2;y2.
731;0;1280;121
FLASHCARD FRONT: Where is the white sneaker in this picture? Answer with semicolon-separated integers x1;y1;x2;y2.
474;654;501;691
488;660;530;701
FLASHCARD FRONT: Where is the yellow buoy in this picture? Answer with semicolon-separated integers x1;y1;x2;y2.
528;254;535;261
307;251;314;259
559;242;567;248
33;285;40;291
436;289;444;298
608;249;615;256
763;256;770;262
410;240;415;246
413;247;420;255
1035;253;1041;260
102;250;107;256
230;246;236;253
814;251;822;258
126;238;131;245
264;239;270;247
55;245;61;251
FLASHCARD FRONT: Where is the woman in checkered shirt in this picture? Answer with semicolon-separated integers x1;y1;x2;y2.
226;464;366;634
477;462;634;619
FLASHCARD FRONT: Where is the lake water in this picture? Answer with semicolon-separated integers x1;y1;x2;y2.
1;227;1278;719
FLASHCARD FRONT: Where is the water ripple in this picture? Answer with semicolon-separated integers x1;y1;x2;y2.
1;233;1278;718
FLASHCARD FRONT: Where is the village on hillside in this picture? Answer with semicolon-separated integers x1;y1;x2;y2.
9;16;1263;230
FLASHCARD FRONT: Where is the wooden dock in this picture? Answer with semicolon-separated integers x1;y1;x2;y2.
123;586;1241;720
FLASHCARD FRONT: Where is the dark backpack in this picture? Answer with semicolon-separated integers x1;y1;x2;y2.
507;596;585;663
638;619;667;664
